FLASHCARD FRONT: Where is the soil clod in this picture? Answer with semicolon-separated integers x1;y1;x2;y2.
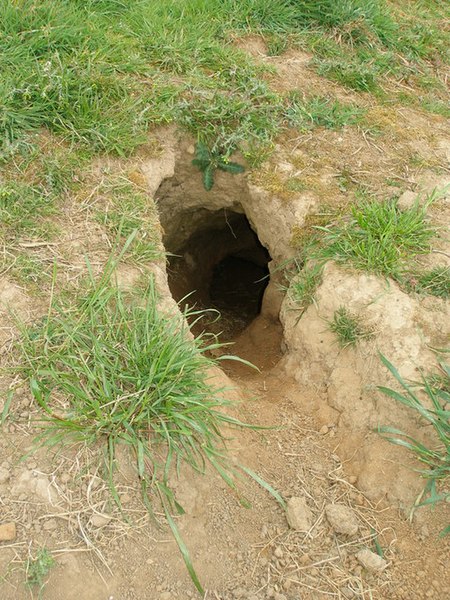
285;496;313;531
325;503;359;536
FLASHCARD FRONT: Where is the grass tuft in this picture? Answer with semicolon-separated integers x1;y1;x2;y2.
288;190;443;310
0;182;57;241
11;241;282;593
317;194;436;278
285;94;366;130
378;354;450;536
289;261;323;314
329;306;374;348
406;267;450;299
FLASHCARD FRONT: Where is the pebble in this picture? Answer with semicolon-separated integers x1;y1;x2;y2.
299;553;310;565
325;503;359;536
0;522;16;541
356;549;388;572
319;425;329;435
274;546;283;558
91;514;112;528
285;496;313;531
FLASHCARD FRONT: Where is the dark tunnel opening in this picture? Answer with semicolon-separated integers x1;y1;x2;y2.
165;210;271;339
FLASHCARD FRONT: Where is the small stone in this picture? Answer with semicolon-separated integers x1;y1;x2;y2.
325;504;358;536
0;522;16;541
91;514;112;528
0;468;10;484
274;546;283;558
286;496;313;531
274;594;287;600
319;425;329;435
341;586;355;599
187;145;195;155
160;593;172;600
356;549;388;572
348;475;357;485
43;519;57;531
299;553;310;565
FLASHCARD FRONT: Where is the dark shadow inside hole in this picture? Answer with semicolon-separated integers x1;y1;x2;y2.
165;211;270;339
210;256;268;319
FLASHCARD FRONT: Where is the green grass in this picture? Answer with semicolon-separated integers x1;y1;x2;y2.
96;179;161;263
406;267;450;299
288;190;442;310
0;182;57;241
1;0;448;163
26;548;55;596
329;306;374;348
317;193;437;278
315;59;379;92
285;94;366;130
11;241;283;594
378;354;450;536
289;260;323;314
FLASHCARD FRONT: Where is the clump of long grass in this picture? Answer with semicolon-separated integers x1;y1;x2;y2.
12;238;283;593
378;354;450;536
407;267;450;299
288;190;441;313
317;193;438;278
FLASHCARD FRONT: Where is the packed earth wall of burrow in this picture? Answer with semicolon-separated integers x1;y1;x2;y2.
136;128;449;510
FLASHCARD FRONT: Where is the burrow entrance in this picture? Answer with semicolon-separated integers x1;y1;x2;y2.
164;209;271;339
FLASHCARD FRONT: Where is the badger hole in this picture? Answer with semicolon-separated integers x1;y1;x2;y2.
165;210;270;339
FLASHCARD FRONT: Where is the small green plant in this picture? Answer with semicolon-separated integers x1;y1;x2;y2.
407;267;450;299
192;142;245;191
26;548;55;595
288;190;446;311
329;306;373;348
378;354;450;536
315;59;379;92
